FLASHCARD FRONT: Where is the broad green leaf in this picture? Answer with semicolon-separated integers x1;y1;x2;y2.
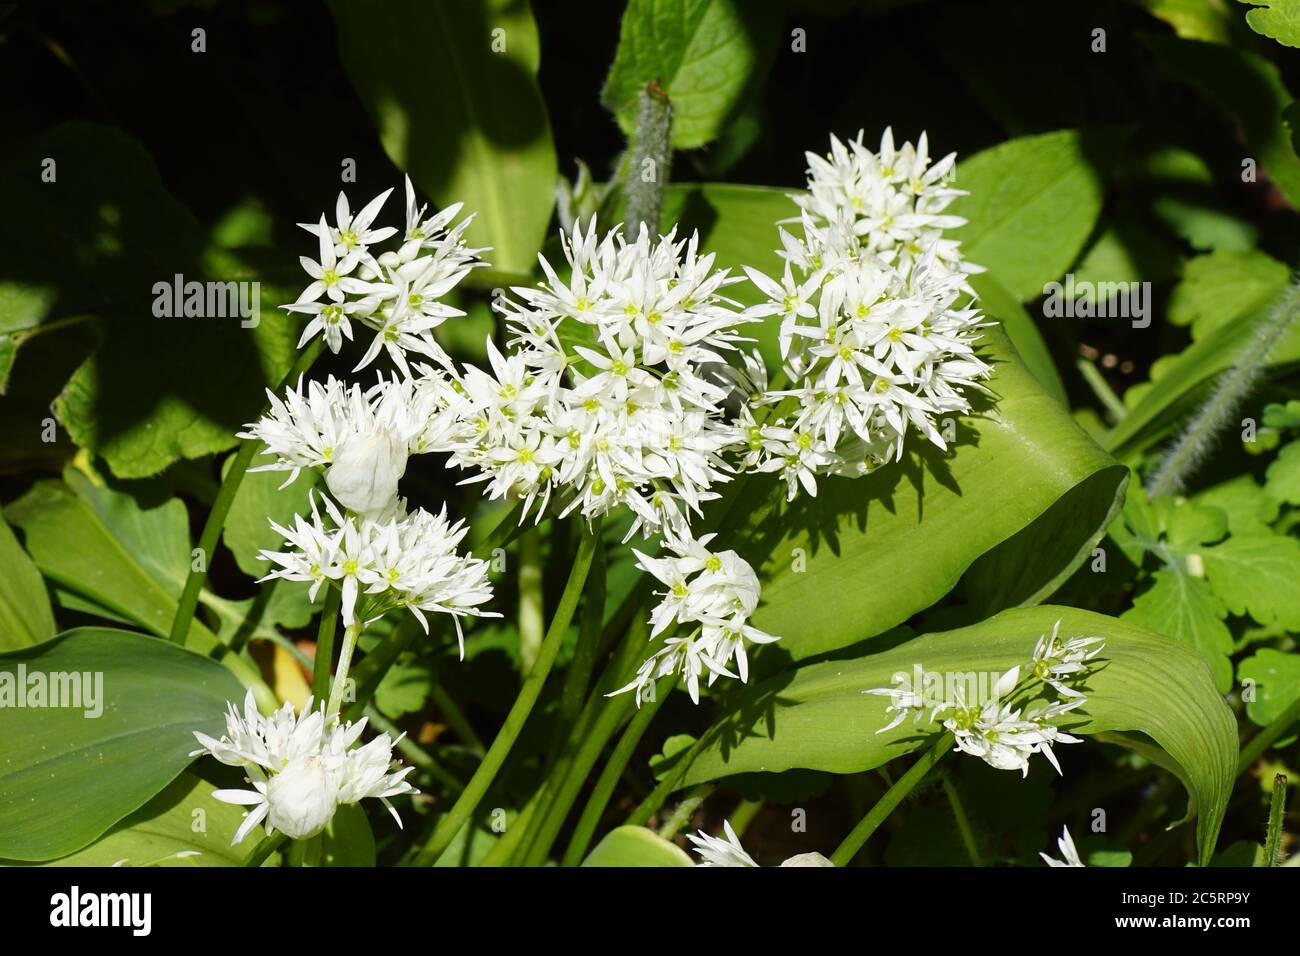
1073;222;1182;288
1135;0;1236;42
1196;475;1280;535
223;452;320;578
722;323;1127;660
1144;33;1300;206
0;505;55;650
5;473;269;699
330;0;557;275
602;0;782;149
1265;440;1300;504
1238;648;1300;726
967;272;1066;405
1202;532;1300;630
1123;571;1233;692
947;129;1112;300
1240;0;1300;48
581;825;693;867
1168;250;1289;340
673;606;1237;866
0;628;246;861
6;772;254;867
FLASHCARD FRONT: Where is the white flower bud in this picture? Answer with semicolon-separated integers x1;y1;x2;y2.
266;755;338;839
325;427;407;517
779;852;835;867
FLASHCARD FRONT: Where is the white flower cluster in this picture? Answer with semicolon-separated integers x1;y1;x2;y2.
865;620;1105;777
610;533;778;706
286;178;488;373
743;129;991;498
454;217;755;540
259;492;497;654
192;691;418;846
688;820;832;867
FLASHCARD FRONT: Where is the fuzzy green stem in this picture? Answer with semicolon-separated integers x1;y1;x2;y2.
1147;276;1300;499
412;521;601;865
561;675;675;866
1264;773;1288;866
831;734;951;866
658;783;714;840
326;621;362;719
623;81;673;241
170;341;323;646
941;772;983;867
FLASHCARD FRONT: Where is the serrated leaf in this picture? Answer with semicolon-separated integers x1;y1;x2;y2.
330;0;557;275
1168;250;1289;340
1123;571;1233;692
1195;475;1280;535
602;0;782;149
1202;532;1300;630
1265;439;1300;505
672;606;1236;866
374;658;436;719
1240;0;1300;48
1238;648;1300;726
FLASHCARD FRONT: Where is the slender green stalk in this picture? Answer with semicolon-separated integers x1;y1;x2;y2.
326;622;362;718
623;81;673;241
626;731;709;827
430;683;484;756
1076;357;1127;423
1238;693;1300;775
517;527;544;673
311;586;341;703
658;783;715;839
412;521;601;865
170;341;323;647
941;772;982;867
244;830;286;867
1147;275;1300;499
551;540;606;755
831;734;951;866
730;799;764;837
1264;773;1288;867
561;675;675;866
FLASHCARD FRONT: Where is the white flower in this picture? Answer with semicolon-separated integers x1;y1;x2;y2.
612;532;778;706
1031;619;1105;698
688;820;833;867
192;691;419;845
863;671;928;734
1040;825;1085;867
324;426;408;517
688;820;759;867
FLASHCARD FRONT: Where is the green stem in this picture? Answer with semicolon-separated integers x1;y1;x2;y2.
941;772;982;867
1264;773;1288;867
517;527;544;673
551;539;606;755
311;586;341;703
561;674;675;866
326;621;362;719
344;615;425;723
831;734;951;866
730;799;763;837
1238;693;1300;775
626;730;709;828
658;783;714;839
243;831;286;868
169;341;323;646
1076;357;1127;423
623;81;673;241
411;520;601;865
430;683;485;756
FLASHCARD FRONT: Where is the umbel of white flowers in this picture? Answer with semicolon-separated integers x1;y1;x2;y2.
864;620;1106;777
192;691;417;845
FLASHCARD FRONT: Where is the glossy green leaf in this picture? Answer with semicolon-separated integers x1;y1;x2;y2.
967;272;1066;405
1168;250;1289;340
947;129;1112;300
673;606;1237;866
1240;0;1300;49
1238;648;1300;726
602;0;782;149
331;0;557;275
6;772;254;867
721;323;1126;660
1202;532;1300;630
0;628;246;861
0;505;55;650
1265;440;1300;504
581;825;693;867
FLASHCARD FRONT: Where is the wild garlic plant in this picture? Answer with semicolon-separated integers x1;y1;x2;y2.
191;129;996;856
